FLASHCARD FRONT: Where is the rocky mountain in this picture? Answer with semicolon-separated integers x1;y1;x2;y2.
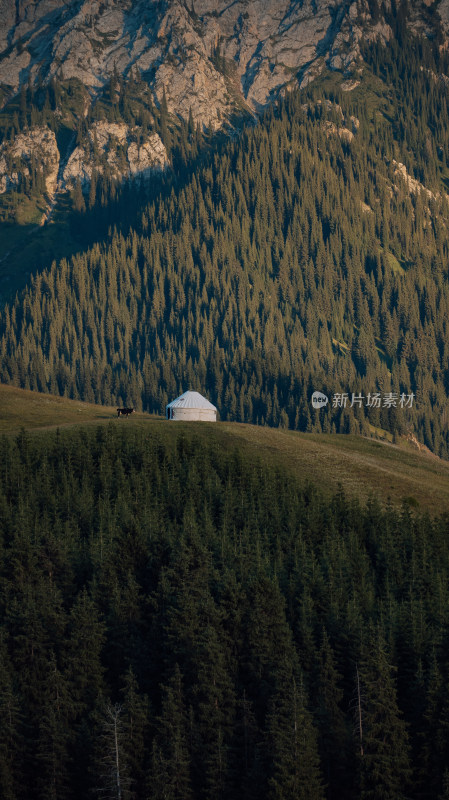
63;123;168;185
0;126;59;196
0;0;442;124
0;122;168;198
0;0;447;206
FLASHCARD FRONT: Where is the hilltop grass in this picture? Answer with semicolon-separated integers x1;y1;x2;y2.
214;423;449;514
0;383;120;431
1;383;448;514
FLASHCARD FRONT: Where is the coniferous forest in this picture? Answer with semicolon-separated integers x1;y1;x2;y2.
2;9;449;799
1;29;449;456
0;424;449;800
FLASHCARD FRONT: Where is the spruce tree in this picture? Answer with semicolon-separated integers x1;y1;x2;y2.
358;628;411;800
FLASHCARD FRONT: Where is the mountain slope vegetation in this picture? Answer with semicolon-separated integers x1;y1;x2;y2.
0;71;208;300
2;383;449;512
1;29;449;455
0;421;448;799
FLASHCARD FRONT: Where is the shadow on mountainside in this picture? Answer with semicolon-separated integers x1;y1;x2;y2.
0;112;251;306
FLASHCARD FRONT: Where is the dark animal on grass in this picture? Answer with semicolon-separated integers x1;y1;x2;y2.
117;407;135;418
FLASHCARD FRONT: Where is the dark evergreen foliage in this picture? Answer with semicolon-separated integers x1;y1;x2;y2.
0;424;448;798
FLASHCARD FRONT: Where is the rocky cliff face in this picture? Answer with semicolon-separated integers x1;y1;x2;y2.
0;127;59;196
0;121;168;222
63;123;168;187
0;0;438;126
0;0;446;211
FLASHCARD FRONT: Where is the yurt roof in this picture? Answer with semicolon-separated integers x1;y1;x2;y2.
166;391;217;411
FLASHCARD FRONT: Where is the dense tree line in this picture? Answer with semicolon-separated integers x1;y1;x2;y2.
0;423;448;799
2;39;449;453
0;68;207;216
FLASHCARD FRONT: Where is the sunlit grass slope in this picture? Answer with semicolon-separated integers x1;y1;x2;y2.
1;383;448;514
0;382;121;431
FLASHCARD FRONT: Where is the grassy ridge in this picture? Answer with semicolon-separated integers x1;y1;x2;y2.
1;383;448;513
0;382;120;431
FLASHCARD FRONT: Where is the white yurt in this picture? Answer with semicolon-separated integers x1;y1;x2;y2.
166;391;217;422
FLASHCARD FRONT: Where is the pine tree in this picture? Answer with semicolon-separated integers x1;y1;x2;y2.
93;703;133;800
120;667;149;799
266;665;324;800
315;631;349;799
64;589;105;716
35;652;72;800
149;665;192;800
0;635;23;800
72;179;86;213
358;628;411;800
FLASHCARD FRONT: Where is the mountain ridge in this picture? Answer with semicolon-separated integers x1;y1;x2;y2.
0;0;447;216
2;70;449;456
0;0;423;123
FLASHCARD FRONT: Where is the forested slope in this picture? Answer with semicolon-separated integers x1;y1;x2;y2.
3;382;449;511
1;31;449;455
0;423;448;799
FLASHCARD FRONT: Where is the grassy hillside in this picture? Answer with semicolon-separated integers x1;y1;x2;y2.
0;382;121;431
1;383;448;513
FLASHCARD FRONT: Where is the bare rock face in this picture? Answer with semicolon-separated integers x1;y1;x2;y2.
327;0;392;74
0;121;168;202
0;0;403;128
392;160;437;200
127;134;169;177
0;0;444;206
0;127;59;196
439;0;449;28
0;0;16;53
63;122;169;187
304;99;359;141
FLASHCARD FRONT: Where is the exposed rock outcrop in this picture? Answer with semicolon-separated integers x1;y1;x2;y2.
328;0;392;73
63;123;169;187
0;121;168;213
393;160;436;200
438;0;449;30
303;99;360;141
0;127;59;195
0;0;445;208
0;0;400;127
